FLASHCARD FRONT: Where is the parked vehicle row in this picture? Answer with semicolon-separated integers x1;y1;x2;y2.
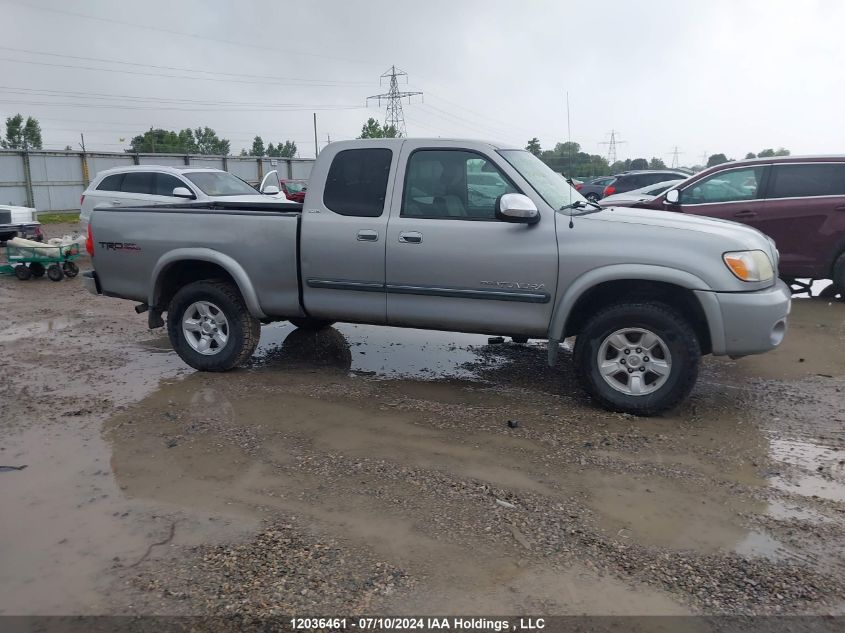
575;170;689;202
83;138;790;416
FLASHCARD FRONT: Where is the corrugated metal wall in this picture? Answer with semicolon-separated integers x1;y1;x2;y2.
0;150;314;212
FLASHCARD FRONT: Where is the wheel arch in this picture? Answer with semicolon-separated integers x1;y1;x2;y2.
150;248;266;318
547;265;719;365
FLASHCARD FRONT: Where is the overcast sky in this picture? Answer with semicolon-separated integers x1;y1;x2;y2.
3;0;843;162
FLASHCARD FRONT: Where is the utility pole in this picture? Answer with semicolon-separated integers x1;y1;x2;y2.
667;146;683;169
599;129;626;165
313;113;318;157
367;65;423;137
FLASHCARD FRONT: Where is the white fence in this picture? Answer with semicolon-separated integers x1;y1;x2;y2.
0;149;314;212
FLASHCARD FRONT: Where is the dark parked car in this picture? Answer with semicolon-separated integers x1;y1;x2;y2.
574;176;615;202
607;156;845;295
601;170;691;199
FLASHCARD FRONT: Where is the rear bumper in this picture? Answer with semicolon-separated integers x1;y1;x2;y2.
697;279;791;357
82;270;102;295
0;222;42;240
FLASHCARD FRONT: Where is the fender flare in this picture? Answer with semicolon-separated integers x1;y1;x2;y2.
149;248;267;319
545;264;723;365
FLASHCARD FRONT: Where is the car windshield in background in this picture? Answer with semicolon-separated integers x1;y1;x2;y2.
498;149;590;213
185;172;259;196
285;181;307;193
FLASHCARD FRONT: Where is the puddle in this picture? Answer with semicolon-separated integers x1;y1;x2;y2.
0;316;77;343
253;322;495;379
765;499;832;523
767;437;845;503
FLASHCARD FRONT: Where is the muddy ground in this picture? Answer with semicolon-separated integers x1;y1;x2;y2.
1;223;844;622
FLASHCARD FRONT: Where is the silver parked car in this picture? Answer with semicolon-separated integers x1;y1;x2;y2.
79;165;294;227
599;179;685;207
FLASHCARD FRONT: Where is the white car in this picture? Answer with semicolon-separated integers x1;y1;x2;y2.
79;165;294;226
0;204;42;243
599;179;685;207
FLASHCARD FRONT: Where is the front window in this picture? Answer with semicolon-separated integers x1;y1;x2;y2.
680;167;763;204
402;150;518;220
499;149;586;212
184;171;259;196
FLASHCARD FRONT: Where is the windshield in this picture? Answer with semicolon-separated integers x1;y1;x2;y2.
498;150;591;214
185;171;259;196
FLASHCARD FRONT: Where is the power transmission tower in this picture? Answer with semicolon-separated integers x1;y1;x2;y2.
599;129;626;165
667;146;684;168
367;66;422;137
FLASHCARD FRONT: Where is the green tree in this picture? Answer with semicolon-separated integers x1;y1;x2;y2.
538;140;610;177
266;143;275;156
745;152;757;159
707;153;729;167
774;147;790;156
178;128;197;153
629;158;649;170
648;157;667;169
129;128;180;153
525;138;541;156
1;114;43;149
757;148;775;158
194;126;230;155
251;135;265;156
275;140;298;158
358;117;398;139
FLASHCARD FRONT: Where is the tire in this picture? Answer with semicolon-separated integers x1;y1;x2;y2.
289;317;336;330
167;280;261;372
29;262;45;278
832;252;845;295
819;283;843;301
14;264;31;280
47;264;63;281
511;335;529;344
573;302;701;416
62;261;79;278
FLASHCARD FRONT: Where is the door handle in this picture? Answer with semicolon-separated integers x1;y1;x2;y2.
835;205;845;212
111;200;121;205
733;210;757;219
357;229;379;242
398;231;423;244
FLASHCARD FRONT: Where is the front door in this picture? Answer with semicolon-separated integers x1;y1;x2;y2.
299;145;397;324
385;144;558;336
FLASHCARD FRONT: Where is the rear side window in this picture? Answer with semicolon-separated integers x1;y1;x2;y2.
96;173;124;192
767;163;845;198
323;148;392;217
120;172;154;194
154;173;187;196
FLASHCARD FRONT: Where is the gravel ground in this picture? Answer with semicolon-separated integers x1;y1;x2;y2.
1;226;844;620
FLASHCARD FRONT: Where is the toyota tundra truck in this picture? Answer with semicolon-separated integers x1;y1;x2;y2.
83;139;791;415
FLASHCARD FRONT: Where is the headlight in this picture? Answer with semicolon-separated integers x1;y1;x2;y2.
723;250;774;282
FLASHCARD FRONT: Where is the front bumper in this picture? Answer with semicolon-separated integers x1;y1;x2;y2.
696;279;791;357
82;270;101;296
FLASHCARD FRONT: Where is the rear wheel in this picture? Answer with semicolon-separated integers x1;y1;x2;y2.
574;302;700;415
167;280;260;371
29;262;45;278
14;264;31;280
289;317;336;330
832;252;845;296
47;264;63;281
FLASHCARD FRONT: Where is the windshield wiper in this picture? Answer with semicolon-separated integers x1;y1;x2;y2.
560;199;602;213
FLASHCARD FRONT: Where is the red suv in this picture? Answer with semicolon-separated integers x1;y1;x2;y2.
607;156;845;295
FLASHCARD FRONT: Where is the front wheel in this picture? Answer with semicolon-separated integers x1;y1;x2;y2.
47;264;63;281
167;280;261;371
573;302;700;415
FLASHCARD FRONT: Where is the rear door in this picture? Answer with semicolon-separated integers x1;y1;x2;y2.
384;143;558;336
299;145;397;323
116;171;157;207
761;162;845;277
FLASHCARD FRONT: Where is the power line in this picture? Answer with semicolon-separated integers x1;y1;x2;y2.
367;66;422;137
0;98;365;113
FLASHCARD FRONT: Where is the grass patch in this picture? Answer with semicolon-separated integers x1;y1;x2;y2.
38;212;80;224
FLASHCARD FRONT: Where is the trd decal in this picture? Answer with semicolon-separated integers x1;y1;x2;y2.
480;280;545;291
98;241;141;252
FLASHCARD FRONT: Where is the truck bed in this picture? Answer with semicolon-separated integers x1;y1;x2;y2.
90;201;304;319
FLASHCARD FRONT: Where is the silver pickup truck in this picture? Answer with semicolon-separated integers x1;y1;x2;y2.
83;139;791;415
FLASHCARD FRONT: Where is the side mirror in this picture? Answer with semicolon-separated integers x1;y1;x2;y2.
664;189;680;205
172;186;195;199
262;185;280;195
495;193;540;224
